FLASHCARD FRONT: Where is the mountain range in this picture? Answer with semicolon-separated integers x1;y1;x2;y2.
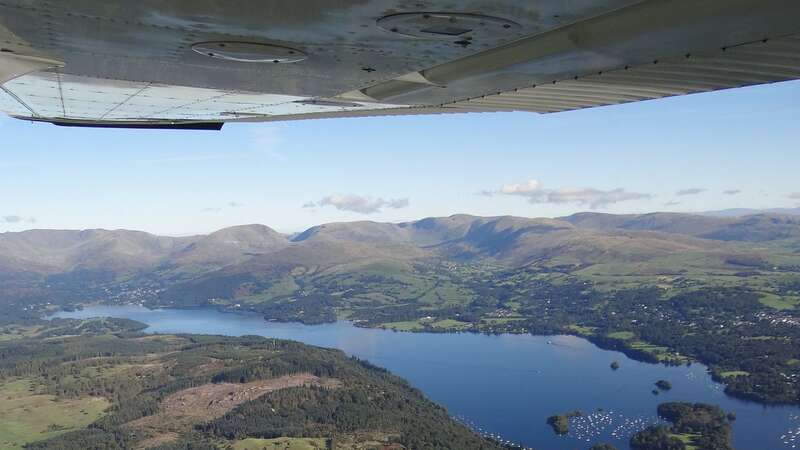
701;207;800;217
4;212;798;407
2;212;799;284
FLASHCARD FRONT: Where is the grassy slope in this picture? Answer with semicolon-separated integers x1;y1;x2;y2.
0;379;109;449
232;438;328;450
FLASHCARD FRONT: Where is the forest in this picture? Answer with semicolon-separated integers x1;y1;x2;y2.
0;318;504;450
630;402;734;450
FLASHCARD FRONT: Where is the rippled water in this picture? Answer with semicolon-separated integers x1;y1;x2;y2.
53;305;800;450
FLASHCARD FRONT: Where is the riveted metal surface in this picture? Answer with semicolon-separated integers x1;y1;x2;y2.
1;0;800;124
376;12;520;40
444;35;800;113
0;0;621;97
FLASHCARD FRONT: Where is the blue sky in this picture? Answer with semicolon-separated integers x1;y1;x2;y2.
1;80;799;235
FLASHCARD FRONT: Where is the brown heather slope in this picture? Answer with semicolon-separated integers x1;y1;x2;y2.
128;373;340;449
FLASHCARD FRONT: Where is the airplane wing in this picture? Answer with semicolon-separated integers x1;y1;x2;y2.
0;0;799;129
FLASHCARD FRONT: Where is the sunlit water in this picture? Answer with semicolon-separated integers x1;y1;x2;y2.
52;305;800;450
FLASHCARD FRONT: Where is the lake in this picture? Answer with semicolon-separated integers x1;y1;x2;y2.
53;305;800;450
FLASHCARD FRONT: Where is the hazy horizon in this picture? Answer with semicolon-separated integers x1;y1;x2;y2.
2;80;799;235
0;206;797;237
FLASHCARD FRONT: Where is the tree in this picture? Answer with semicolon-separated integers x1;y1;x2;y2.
590;444;618;450
655;380;672;391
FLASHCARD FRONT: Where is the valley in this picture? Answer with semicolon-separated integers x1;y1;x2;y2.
49;305;800;450
2;212;798;406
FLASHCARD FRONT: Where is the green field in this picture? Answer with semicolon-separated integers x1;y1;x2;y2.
670;432;702;450
379;318;473;332
607;331;635;340
630;340;687;363
566;324;597;335
232;437;328;450
0;379;109;449
430;319;472;330
758;293;799;310
481;317;525;325
0;325;43;342
380;320;425;331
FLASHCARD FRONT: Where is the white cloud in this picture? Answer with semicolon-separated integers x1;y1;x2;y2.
308;194;410;214
789;192;800;200
500;179;542;195
723;189;741;195
484;179;651;209
676;188;707;196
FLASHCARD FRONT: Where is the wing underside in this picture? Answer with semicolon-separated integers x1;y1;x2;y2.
0;0;799;127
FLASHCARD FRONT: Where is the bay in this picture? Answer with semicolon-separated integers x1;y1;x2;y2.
52;305;800;450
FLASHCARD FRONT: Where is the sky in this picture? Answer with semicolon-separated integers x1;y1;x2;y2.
1;80;799;235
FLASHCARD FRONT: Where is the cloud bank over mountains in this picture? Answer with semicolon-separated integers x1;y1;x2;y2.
483;179;651;209
676;188;707;196
305;194;410;214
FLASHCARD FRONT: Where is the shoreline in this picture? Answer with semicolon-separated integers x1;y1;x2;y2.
49;301;800;409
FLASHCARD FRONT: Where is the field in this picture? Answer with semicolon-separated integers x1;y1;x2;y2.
565;324;597;335
0;379;109;449
379;318;472;332
670;432;702;450
629;341;687;363
606;331;635;340
758;292;800;310
231;436;405;450
482;317;526;325
0;325;43;342
232;438;328;450
430;319;471;330
379;320;425;331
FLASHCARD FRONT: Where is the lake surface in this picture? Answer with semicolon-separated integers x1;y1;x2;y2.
53;305;800;450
